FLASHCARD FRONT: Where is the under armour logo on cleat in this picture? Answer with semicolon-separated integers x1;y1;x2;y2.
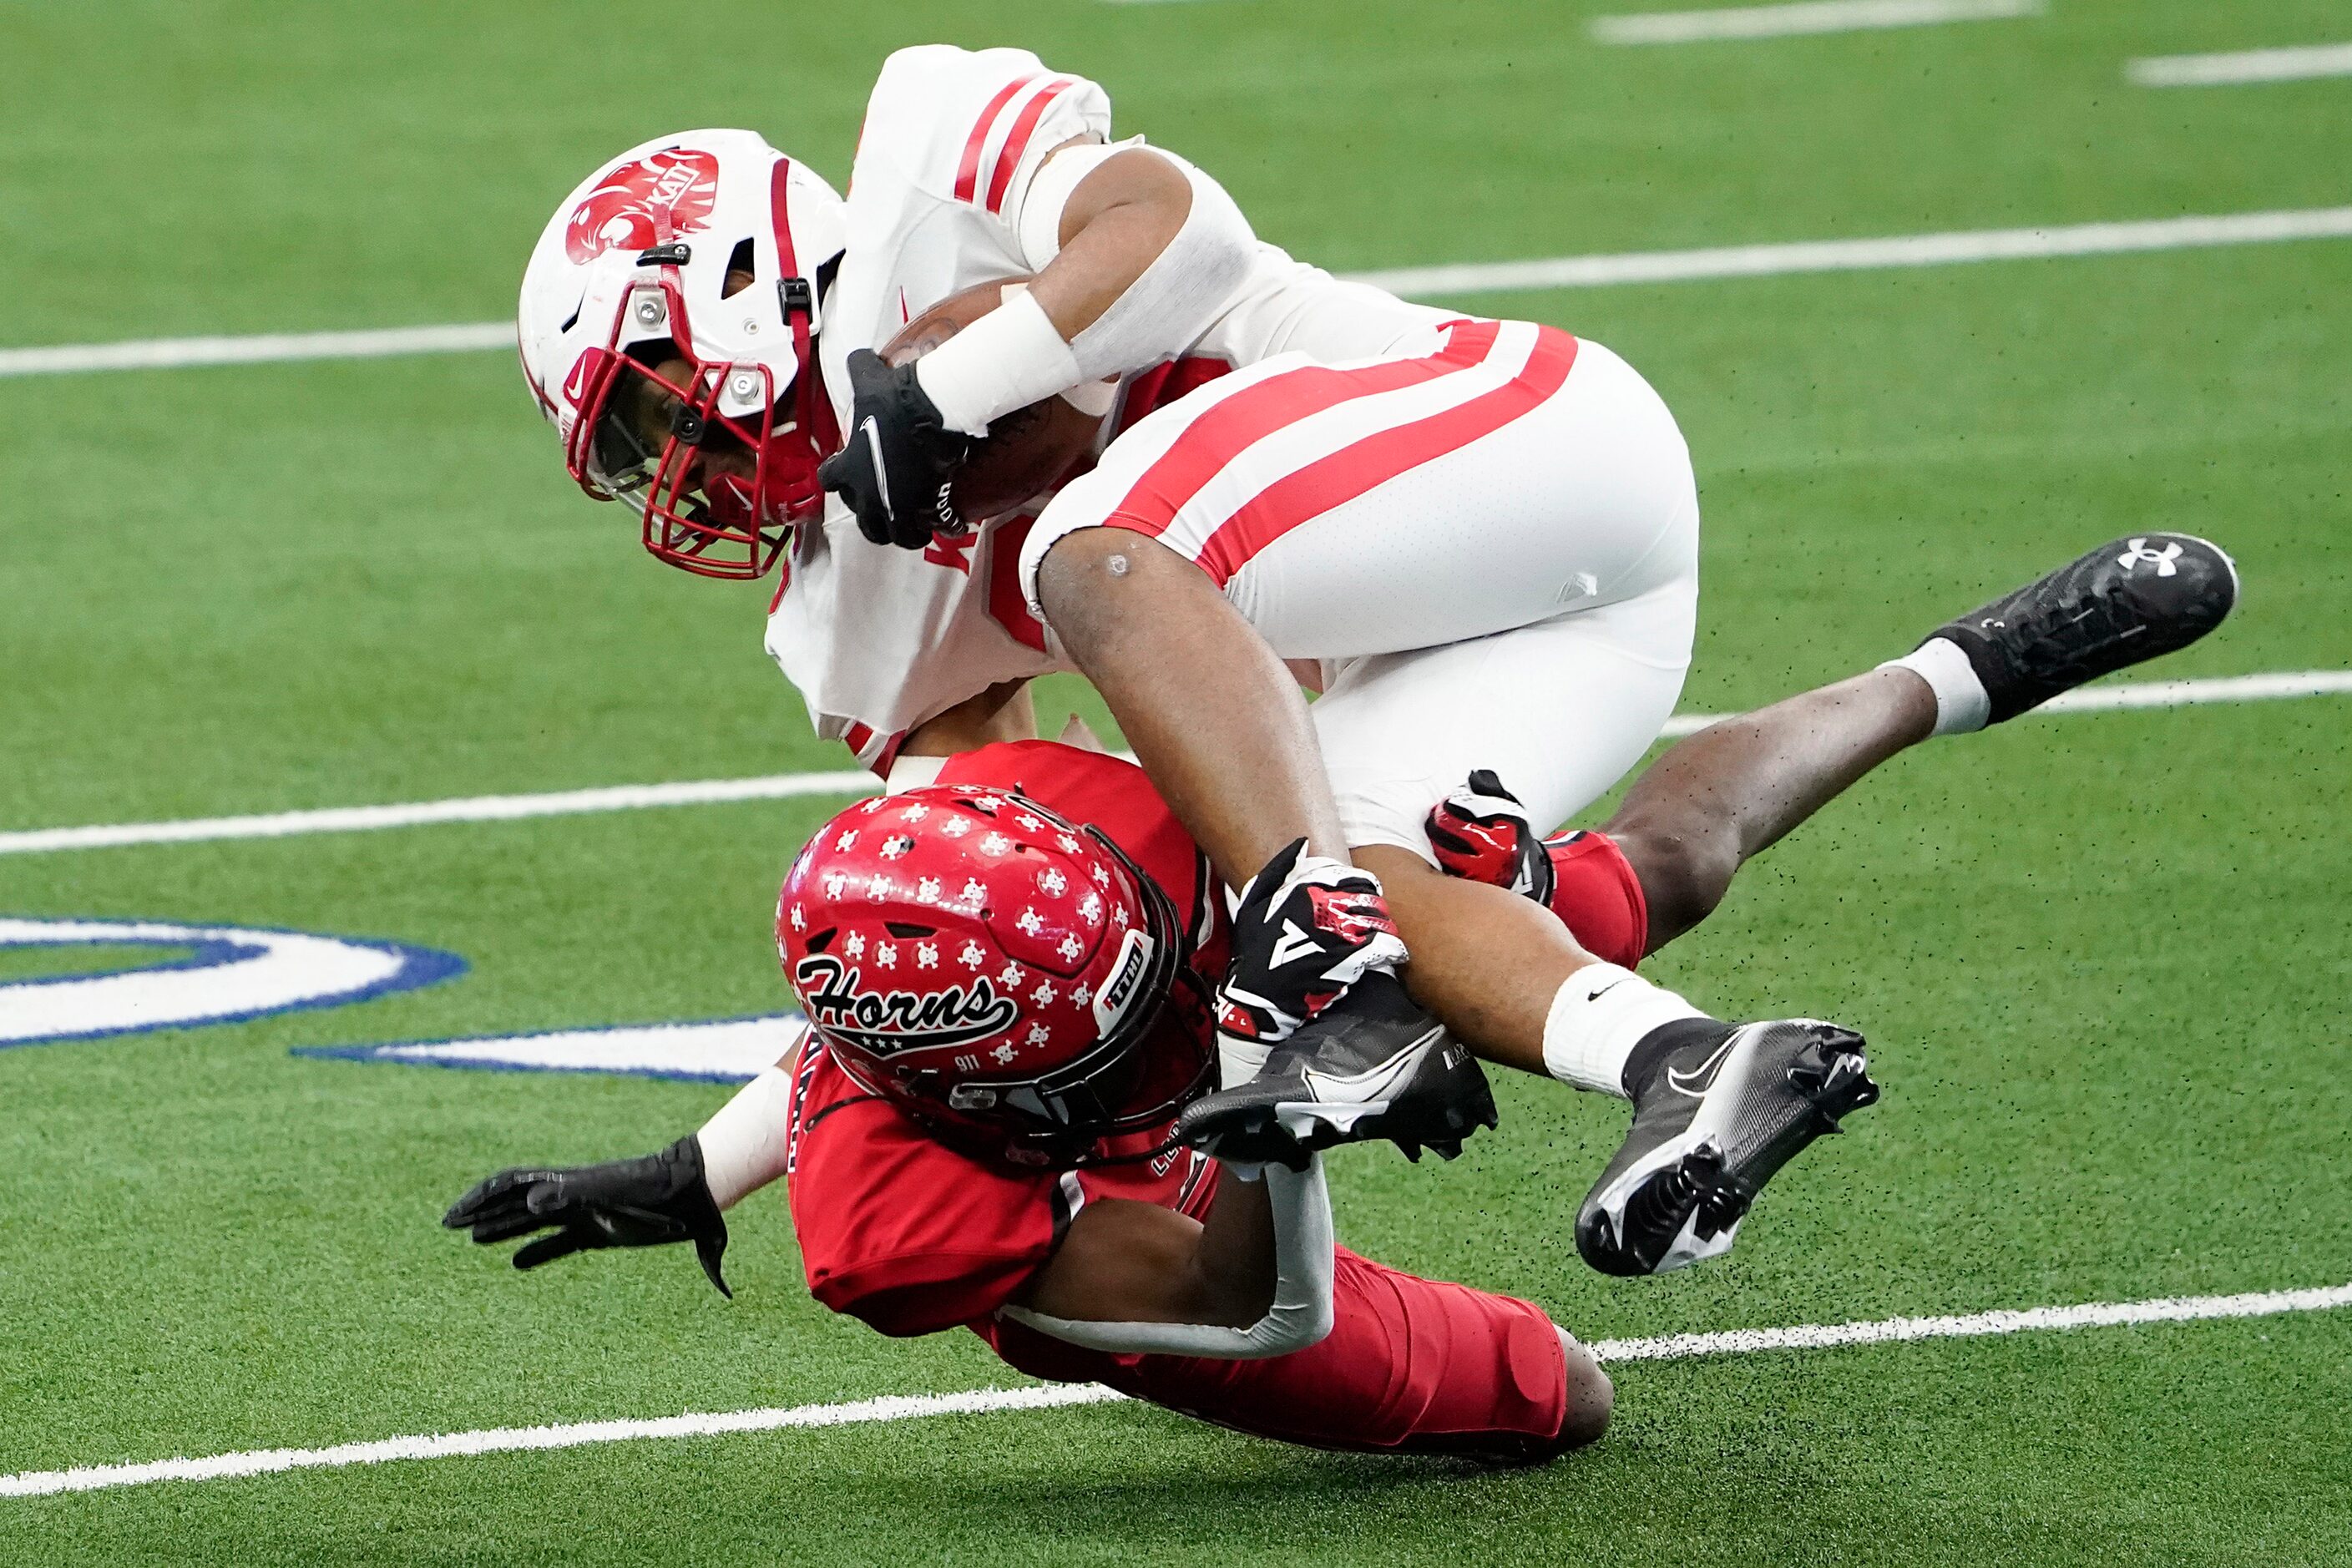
2117;538;2183;577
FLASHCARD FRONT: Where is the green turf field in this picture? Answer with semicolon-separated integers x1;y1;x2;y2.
4;0;2349;1561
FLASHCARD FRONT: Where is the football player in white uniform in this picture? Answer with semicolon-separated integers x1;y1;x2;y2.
514;47;2238;1272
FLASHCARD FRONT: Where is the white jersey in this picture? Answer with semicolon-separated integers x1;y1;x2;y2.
765;44;1452;766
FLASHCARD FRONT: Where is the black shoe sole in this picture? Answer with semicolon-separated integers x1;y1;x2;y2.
1580;1031;1879;1277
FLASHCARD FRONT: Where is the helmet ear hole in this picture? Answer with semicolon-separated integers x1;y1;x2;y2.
721;238;756;298
802;927;839;953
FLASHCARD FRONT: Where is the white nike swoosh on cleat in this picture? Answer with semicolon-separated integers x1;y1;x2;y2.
1298;1025;1442;1104
1275;1099;1388;1139
1666;1032;1742;1098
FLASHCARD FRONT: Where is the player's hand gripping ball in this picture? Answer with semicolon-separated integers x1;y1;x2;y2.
881;276;1109;526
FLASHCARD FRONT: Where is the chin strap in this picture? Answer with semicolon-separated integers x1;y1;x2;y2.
996;1155;1334;1359
770;157;839;521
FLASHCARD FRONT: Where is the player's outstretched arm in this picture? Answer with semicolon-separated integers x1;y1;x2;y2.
441;1058;803;1297
1000;1156;1334;1359
1035;532;1496;1169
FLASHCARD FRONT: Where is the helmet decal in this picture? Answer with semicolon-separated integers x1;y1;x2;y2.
559;347;598;410
792;952;1021;1055
1090;927;1155;1036
564;148;722;264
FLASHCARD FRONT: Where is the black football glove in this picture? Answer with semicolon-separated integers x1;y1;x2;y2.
816;347;971;549
442;1134;731;1297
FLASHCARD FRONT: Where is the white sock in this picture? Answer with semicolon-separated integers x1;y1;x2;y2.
1879;637;1990;736
1541;964;1709;1099
695;1066;797;1210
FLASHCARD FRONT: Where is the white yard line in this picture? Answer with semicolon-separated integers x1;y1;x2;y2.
0;1384;1126;1501
0;771;881;856
9;204;2352;379
1587;1279;2352;1361
5;1277;2344;1500
1592;0;2040;46
1347;206;2352;297
3;670;2346;858
2128;43;2352;88
0;322;512;378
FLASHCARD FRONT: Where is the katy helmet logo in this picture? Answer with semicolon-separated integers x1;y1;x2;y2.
564;148;721;264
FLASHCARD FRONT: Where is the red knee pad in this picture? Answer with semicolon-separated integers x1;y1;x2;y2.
1544;831;1649;969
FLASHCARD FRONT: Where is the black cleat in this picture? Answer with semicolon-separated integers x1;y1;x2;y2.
1175;974;1497;1167
1925;533;2238;725
1576;1019;1878;1277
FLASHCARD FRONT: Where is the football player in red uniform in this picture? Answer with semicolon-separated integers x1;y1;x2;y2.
448;539;2237;1455
451;725;1621;1463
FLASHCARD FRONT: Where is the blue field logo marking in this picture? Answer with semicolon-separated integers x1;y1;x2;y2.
0;917;465;1046
294;1013;804;1083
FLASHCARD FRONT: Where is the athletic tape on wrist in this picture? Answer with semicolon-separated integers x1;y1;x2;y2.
695;1062;799;1210
912;286;1085;438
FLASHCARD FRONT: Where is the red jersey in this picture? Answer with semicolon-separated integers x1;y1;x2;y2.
778;737;1637;1459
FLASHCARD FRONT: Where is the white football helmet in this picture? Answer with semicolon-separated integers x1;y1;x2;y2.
518;130;847;579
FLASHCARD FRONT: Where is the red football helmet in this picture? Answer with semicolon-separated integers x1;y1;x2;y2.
518;131;846;579
776;785;1214;1167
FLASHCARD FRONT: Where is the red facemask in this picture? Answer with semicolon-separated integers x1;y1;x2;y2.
562;159;839;581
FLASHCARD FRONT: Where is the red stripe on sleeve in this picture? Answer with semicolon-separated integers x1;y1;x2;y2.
1194;326;1578;584
984;77;1076;215
954;75;1039;204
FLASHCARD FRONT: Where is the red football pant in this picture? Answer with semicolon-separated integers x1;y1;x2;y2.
980;1246;1576;1462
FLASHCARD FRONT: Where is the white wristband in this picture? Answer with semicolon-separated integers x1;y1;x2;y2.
997;1156;1335;1360
695;1062;798;1210
913;285;1085;438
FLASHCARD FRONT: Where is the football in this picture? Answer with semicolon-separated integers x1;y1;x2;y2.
881;276;1107;524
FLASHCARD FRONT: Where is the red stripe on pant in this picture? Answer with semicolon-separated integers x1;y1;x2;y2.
1193;326;1579;584
984;78;1075;215
1102;321;1506;546
1099;321;1576;586
979;1246;1576;1461
954;76;1039;204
